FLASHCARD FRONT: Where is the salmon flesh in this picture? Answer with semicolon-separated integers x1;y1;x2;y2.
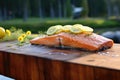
30;33;113;51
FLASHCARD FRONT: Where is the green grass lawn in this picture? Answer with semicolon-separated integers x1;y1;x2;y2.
0;18;120;34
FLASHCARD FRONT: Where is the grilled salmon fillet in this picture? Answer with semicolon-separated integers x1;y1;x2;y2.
30;32;113;51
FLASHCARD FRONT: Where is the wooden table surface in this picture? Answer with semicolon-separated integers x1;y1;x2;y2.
70;44;120;70
0;41;120;80
0;41;89;60
0;41;120;70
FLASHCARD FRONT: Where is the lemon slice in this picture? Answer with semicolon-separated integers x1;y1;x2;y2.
46;25;63;35
55;25;64;33
80;26;93;34
70;26;82;34
63;25;72;32
46;26;58;35
0;27;5;39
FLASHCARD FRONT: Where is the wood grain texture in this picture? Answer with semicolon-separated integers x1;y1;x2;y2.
0;52;4;74
50;60;64;80
9;54;26;80
0;42;120;80
0;52;10;76
8;54;45;80
94;68;120;80
69;44;120;70
36;58;45;80
0;51;120;80
63;62;94;80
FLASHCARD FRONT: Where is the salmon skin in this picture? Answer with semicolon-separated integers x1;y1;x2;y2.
30;32;114;52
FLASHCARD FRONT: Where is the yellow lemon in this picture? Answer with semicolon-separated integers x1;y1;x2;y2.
47;25;63;35
47;26;58;35
6;29;11;36
80;26;93;34
63;25;72;32
55;25;64;34
70;25;82;34
0;27;5;39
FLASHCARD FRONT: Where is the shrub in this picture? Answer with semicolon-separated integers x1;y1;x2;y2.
0;18;120;33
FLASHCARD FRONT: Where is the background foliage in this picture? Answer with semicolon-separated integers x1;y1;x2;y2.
0;0;120;33
0;0;120;20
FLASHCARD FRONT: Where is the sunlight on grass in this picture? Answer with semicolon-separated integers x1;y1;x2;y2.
0;18;110;25
95;20;105;24
46;20;72;24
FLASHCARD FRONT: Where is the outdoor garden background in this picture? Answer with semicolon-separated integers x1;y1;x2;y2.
0;0;120;34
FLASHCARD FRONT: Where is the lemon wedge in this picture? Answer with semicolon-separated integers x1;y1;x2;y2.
80;26;93;34
70;26;82;34
63;25;72;32
0;27;5;39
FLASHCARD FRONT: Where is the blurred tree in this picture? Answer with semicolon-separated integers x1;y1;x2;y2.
23;0;29;21
0;8;2;21
1;0;120;20
105;0;120;19
96;0;106;17
29;0;42;17
66;0;72;17
50;0;55;18
14;0;23;18
63;1;67;18
7;0;16;19
81;0;89;17
111;0;120;19
105;0;112;18
72;0;82;7
88;0;106;17
29;0;37;16
87;0;95;17
42;0;50;17
58;0;62;18
0;0;3;21
38;0;43;17
3;0;7;20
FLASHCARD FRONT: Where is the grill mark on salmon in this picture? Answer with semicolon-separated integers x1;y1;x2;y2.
30;32;114;52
